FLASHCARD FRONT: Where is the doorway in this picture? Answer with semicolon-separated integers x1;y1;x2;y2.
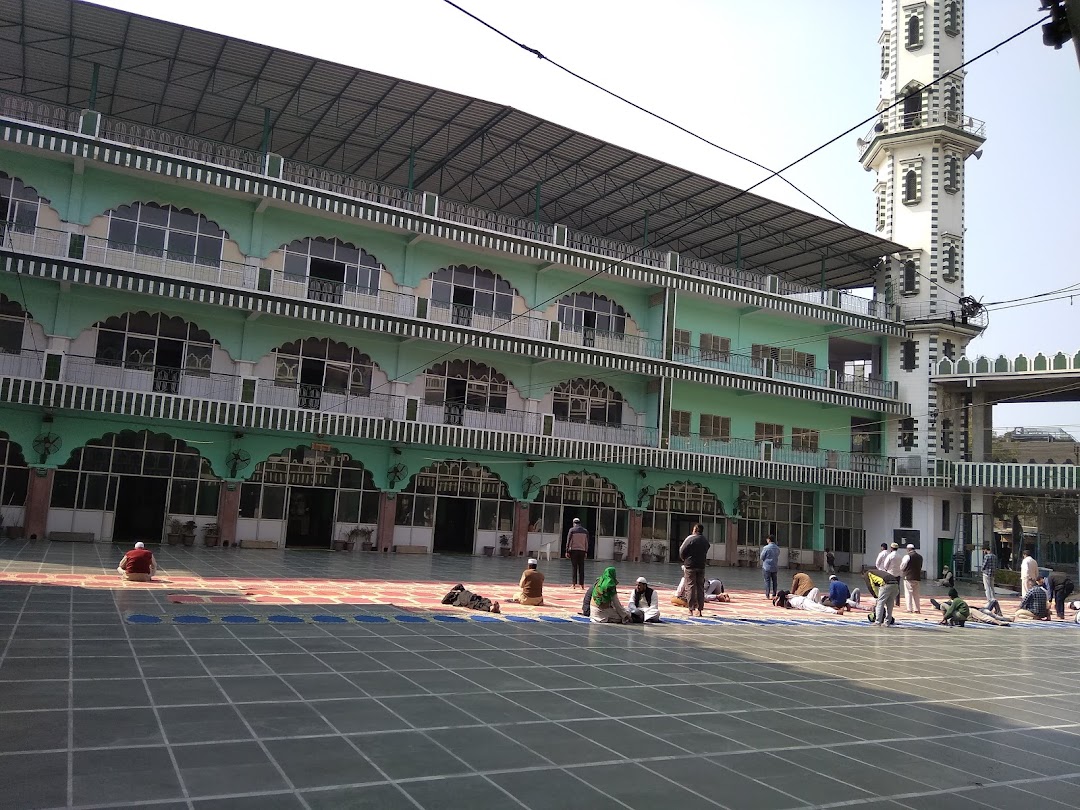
937;538;953;576
113;476;168;543
668;515;699;562
285;487;336;548
560;510;596;559
433;497;476;553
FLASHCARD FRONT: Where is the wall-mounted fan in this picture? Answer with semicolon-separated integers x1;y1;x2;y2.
521;475;541;500
227;448;251;478
636;485;656;508
33;432;62;465
387;463;409;487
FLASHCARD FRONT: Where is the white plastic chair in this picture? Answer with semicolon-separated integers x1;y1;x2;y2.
537;538;557;561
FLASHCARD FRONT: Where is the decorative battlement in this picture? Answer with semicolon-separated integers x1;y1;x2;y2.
935;351;1080;376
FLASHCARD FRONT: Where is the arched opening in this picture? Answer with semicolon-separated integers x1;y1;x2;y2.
644;482;727;563
397;460;512;554
557;292;628;345
942;245;957;279
0;433;29;535
902;88;922;129
0;294;41;378
736;484;815;566
71;312;220;397
51;430;218;544
421;359;510;426
906;15;920;48
529;471;627;560
241;446;378;549
429;265;517;326
268;338;377;413
552;378;624;427
903;170;918;203
945;155;960;191
903;259;917;293
105;202;226;267
0;172;43;238
280;236;382;304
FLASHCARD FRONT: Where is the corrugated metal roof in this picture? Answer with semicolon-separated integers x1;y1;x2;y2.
0;0;906;286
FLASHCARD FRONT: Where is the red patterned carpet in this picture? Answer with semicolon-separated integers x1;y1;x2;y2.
0;569;886;622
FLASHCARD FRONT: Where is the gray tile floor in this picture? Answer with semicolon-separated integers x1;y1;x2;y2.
2;540;1078;809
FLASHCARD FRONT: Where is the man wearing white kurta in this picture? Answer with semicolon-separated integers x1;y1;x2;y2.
628;577;661;623
1020;549;1039;600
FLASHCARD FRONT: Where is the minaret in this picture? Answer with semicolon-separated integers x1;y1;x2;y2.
859;1;986;563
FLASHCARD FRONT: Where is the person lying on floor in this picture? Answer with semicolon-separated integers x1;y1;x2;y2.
440;584;501;613
773;588;838;614
671;575;727;607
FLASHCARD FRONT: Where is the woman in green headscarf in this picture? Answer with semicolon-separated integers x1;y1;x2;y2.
590;566;629;624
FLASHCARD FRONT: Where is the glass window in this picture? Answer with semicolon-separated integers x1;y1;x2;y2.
196;481;220;517
280;237;382;297
558;292;627;335
262;486;286;520
106;203;224;265
553;379;625;426
169;479;198;514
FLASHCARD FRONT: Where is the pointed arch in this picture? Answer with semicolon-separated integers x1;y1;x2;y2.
266;337;381;412
279;236;383;302
899;81;924;128
552;378;625;426
429;265;520;324
539;470;627;508
422;359;511;415
0;171;47;234
102;202;229;266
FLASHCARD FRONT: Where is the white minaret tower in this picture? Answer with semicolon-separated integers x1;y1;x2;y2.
859;0;986;570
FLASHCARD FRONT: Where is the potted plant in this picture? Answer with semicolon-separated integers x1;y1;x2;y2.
181;520;198;547
166;517;184;546
0;508;22;540
498;533;512;557
203;523;220;547
482;544;495;557
612;538;626;562
652;542;667;563
351;525;375;551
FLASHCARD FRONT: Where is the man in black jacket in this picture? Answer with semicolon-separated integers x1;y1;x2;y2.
1045;571;1076;620
679;523;710;618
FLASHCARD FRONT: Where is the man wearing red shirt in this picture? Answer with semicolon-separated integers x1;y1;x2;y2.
117;542;156;582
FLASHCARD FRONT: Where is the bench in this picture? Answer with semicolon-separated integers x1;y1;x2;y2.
393;545;428;554
48;531;95;543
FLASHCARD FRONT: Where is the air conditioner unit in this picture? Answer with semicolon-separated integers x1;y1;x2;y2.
760;441;773;462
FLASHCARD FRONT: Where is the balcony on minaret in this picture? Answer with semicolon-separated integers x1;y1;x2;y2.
858;107;986;162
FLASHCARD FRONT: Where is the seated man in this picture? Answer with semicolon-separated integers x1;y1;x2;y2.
774;589;838;615
117;542;156;582
628;577;662;624
441;584;501;613
929;589;971;626
1013;579;1051;621
790;572;815;597
672;575;727;607
936;566;955;588
508;558;544;606
822;574;860;614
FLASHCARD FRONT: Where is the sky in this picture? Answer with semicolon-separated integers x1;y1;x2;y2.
95;0;1080;435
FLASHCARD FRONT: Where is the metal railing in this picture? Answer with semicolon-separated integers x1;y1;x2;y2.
558;324;665;358
862;108;986;145
439;199;553;242
550;418;657;447
100;117;263;173
255;380;404;419
899;301;989;330
279;159;423;212
673;346;765;377
274;273;416;317
566;229;669;270
427;300;549;341
0;91;902;328
0;93;80;131
417;402;543;434
832;373;896;399
668;433;887;473
679;255;768;291
63;354;243;401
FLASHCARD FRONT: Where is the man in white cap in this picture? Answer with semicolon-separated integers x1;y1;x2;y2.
117;541;156;582
900;543;923;613
883;542;903;607
508;558;545;606
628;577;661;623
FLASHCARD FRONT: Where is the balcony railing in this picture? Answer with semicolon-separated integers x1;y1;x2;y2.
427;301;549;341
550;418;657;447
899;301;988;330
832;373;897;399
0;91;896;327
668;434;886;473
439;199;553;242
417;402;543;434
861;107;986;146
64;354;243;401
558;325;665;359
674;347;765;377
256;380;404;419
273;273;415;317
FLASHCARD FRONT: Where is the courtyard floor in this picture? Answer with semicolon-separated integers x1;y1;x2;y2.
1;540;1079;810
